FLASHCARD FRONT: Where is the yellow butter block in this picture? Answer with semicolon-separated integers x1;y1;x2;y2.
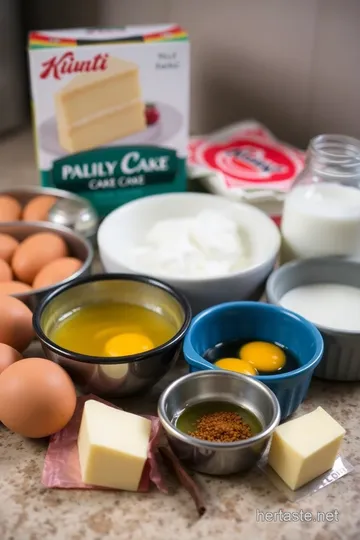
268;406;345;490
78;399;151;491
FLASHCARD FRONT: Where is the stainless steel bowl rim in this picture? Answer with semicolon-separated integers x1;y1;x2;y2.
0;186;99;240
0;221;94;298
267;256;360;337
0;185;92;205
33;273;192;365
157;370;281;449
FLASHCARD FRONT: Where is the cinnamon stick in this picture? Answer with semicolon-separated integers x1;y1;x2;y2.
159;445;206;517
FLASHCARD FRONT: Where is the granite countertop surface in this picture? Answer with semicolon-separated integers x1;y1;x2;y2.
0;130;360;540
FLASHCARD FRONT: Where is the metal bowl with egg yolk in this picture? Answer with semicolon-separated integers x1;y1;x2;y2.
33;273;192;398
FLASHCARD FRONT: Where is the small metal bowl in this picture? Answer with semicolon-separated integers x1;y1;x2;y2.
0;186;99;244
0;222;93;311
33;274;192;397
158;370;280;475
266;257;360;381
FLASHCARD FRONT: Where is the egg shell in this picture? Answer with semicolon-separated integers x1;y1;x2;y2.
0;357;77;438
0;281;32;295
0;295;34;351
33;257;83;290
0;259;12;281
0;195;22;222
0;233;19;262
12;232;69;284
0;343;22;374
22;195;57;222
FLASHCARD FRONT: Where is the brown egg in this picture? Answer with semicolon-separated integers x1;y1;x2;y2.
22;195;57;222
0;357;76;438
33;257;83;289
0;195;22;222
0;295;34;351
0;343;22;375
0;233;19;262
0;281;32;295
12;232;69;284
0;259;12;281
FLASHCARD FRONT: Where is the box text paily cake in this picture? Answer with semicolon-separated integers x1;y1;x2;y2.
28;26;189;217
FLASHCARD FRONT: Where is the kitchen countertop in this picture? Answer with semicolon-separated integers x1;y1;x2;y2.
1;129;360;540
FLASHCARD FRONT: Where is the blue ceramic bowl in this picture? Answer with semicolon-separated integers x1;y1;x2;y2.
183;301;324;419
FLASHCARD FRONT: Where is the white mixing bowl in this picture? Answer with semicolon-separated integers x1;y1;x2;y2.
98;193;281;313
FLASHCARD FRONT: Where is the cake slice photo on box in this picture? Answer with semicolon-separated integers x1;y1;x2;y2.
55;55;147;153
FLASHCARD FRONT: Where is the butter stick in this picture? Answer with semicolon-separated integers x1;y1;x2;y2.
268;406;345;490
78;399;151;491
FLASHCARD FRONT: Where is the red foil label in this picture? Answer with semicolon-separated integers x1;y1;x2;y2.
188;123;305;193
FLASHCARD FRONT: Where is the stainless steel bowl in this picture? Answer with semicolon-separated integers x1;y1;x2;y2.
0;222;93;311
158;370;280;475
266;256;360;381
33;274;192;397
0;186;98;243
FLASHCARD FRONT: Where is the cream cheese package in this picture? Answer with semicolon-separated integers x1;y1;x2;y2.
28;26;189;217
188;121;305;225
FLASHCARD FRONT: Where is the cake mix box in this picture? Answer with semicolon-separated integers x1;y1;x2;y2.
28;26;189;217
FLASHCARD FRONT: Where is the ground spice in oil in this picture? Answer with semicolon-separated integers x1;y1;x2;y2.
189;411;252;443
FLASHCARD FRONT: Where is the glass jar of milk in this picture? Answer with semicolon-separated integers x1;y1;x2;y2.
281;134;360;263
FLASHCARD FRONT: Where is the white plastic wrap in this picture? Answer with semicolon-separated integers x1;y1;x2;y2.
188;120;305;225
258;454;353;502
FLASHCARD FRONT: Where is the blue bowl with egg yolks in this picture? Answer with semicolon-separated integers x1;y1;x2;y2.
183;301;324;419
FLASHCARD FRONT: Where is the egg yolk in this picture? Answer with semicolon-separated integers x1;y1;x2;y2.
239;341;286;372
105;333;154;357
214;358;258;376
95;326;132;342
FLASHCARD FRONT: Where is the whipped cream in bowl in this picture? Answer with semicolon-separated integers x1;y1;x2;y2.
130;209;252;279
98;193;281;312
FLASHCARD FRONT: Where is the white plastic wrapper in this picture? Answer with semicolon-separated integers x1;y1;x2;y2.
187;120;305;225
257;454;353;502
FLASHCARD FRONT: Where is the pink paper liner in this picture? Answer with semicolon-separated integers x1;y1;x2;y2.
42;394;168;493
